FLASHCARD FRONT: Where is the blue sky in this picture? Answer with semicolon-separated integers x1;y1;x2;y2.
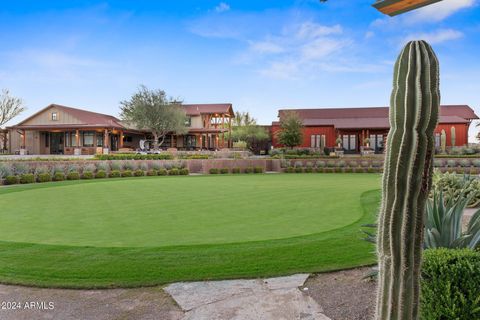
1;0;479;139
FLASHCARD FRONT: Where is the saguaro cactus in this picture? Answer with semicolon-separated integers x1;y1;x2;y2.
451;126;456;146
376;40;440;320
441;129;446;153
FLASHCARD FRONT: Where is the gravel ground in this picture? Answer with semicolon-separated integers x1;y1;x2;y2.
304;267;376;320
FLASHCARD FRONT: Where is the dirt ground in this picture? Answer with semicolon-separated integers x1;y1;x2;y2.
305;267;376;320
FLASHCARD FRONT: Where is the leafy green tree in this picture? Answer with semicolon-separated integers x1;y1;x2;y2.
120;86;188;150
230;111;269;153
277;111;303;148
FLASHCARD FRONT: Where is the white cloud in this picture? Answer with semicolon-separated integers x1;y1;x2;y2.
249;40;285;54
407;0;475;23
295;22;342;39
403;29;464;45
215;2;230;13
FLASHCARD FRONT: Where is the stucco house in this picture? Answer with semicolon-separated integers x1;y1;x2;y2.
7;103;234;155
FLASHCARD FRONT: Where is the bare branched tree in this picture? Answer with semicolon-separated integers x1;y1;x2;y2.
0;89;25;128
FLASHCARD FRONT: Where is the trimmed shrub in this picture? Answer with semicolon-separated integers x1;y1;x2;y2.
53;164;65;174
209;168;219;174
134;169;145;177
82;171;94;179
4;175;18;185
220;168;229;174
95;170;107;179
121;170;133;177
95;153;174;160
110;161;123;171
367;168;376;173
294;167;303;173
446;159;457;167
150;162;163;171
294;161;303;168
146;169;158;176
83;163;97;174
344;167;353;173
326;160;336;168
231;167;241;174
67;172;80;180
361;161;370;168
109;170;121;178
168;168;179;175
67;164;80;173
348;161;358;168
459;159;471;167
0;163;13;180
244;167;254;174
316;160;326;168
124;161;138;171
421;249;480;320
472;159;480;167
179;168;189;175
253;167;263;173
19;173;35;184
304;167;314;173
285;167;295;173
37;173;52;183
371;160;382;168
13;163;30;175
95;162;109;172
433;159;444;167
337;160;346;168
53;172;65;181
139;162;149;171
157;168;168;176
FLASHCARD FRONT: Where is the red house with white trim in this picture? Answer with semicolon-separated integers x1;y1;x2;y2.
271;105;478;153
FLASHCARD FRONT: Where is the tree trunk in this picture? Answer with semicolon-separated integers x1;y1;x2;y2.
152;132;159;150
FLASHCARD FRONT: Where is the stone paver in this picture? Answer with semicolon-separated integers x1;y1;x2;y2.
164;274;330;320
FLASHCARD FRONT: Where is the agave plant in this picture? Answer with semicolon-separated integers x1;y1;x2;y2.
424;191;480;249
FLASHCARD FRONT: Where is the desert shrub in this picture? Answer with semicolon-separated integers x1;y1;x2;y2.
433;159;444;167
326;160;336;168
150;161;163;171
432;171;480;208
253;167;263;173
348;161;358;168
285;167;295;173
146;169;158;176
305;161;313;168
53;172;65;181
371;160;382;168
37;173;52;183
52;164;65;174
459;159;471;167
179;168;189;175
4;175;18;185
316;160;326;168
124;161;137;171
244;167;254;174
220;168;229;174
109;170;121;178
168;168;179;175
95;170;107;179
67;164;80;173
209;168;219;174
19;173;35;184
164;162;173;170
361;161;370;168
95;162;109;172
449;147;462;155
304;167;313;173
134;169;145;177
231;167;241;174
0;163;13;180
294;167;303;173
13;163;30;175
463;147;476;155
446;159;457;167
110;161;123;171
337;160;346;168
121;170;133;177
95;153;173;160
81;171;94;179
472;159;480;167
294;161;303;168
34;166;49;176
139;162;149;171
83;163;96;174
421;248;480;320
67;171;80;180
157;168;168;176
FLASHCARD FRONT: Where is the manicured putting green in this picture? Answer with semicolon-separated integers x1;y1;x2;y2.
0;174;378;247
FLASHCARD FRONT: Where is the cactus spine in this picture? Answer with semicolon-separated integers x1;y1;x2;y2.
441;129;446;153
376;40;440;320
451;126;456;146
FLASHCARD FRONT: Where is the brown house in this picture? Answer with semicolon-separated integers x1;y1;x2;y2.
7;103;234;155
271;105;478;153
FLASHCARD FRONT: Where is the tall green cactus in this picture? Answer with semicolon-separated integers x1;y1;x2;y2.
376;40;440;320
441;129;446;153
451;126;456;146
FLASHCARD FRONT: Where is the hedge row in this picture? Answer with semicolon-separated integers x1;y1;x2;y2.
95;153;174;160
285;166;382;173
2;168;189;185
209;167;264;174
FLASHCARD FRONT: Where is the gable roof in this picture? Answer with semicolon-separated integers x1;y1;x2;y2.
183;104;234;117
276;105;478;128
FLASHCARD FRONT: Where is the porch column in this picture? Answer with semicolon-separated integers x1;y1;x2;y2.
229;116;232;148
103;129;110;154
21;130;26;148
74;129;81;155
221;114;225;148
198;135;203;150
119;131;124;148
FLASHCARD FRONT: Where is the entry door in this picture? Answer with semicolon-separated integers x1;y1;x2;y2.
110;135;119;151
342;134;357;153
50;133;64;154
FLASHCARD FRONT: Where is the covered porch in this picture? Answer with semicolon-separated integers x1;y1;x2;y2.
336;128;388;154
160;129;230;151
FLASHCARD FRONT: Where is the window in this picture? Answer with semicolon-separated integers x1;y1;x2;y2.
342;134;356;151
65;132;77;147
82;131;95;147
45;132;50;147
51;112;58;121
435;133;441;148
96;133;104;147
311;135;326;148
310;135;315;148
123;135;133;143
185;117;192;127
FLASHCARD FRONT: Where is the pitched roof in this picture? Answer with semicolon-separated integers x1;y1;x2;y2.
276;105;477;128
183;104;234;116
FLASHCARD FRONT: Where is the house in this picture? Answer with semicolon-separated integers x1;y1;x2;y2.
271;105;478;153
7;103;234;155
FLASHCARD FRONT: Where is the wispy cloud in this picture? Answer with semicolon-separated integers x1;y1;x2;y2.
215;2;230;13
407;0;476;23
403;29;464;45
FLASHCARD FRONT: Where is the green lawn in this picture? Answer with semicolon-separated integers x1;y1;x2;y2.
0;174;381;288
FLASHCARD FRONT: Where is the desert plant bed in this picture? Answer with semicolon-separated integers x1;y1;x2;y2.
0;174;380;288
